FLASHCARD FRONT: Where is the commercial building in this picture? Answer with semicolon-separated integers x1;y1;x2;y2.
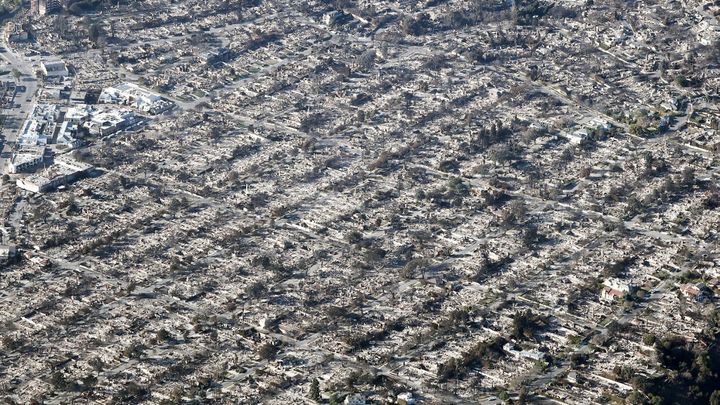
69;90;87;104
40;60;69;78
85;109;138;136
16;156;93;193
7;146;45;174
56;120;80;148
6;104;59;173
99;82;174;115
6;22;29;43
18;104;58;146
66;104;139;137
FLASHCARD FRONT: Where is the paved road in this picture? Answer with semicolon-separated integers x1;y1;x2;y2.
0;36;40;172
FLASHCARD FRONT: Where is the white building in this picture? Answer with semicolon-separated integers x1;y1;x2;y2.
16;156;93;193
99;82;174;115
397;392;417;405
18;104;58;146
600;278;637;302
7;146;45;174
65;104;94;123
503;342;547;361
56;120;80;148
5;103;61;173
343;394;366;405
323;11;341;25
0;244;16;262
66;104;139;137
40;60;69;78
85;109;138;136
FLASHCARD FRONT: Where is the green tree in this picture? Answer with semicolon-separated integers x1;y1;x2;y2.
710;390;720;405
257;342;279;360
309;378;320;401
643;334;657;346
518;386;528;404
328;393;342;405
89;23;102;45
675;74;689;87
82;374;97;390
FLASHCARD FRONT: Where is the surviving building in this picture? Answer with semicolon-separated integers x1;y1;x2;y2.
99;82;174;115
40;60;70;78
16;156;93;193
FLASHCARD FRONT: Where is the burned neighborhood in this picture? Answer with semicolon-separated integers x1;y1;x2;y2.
0;0;720;404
